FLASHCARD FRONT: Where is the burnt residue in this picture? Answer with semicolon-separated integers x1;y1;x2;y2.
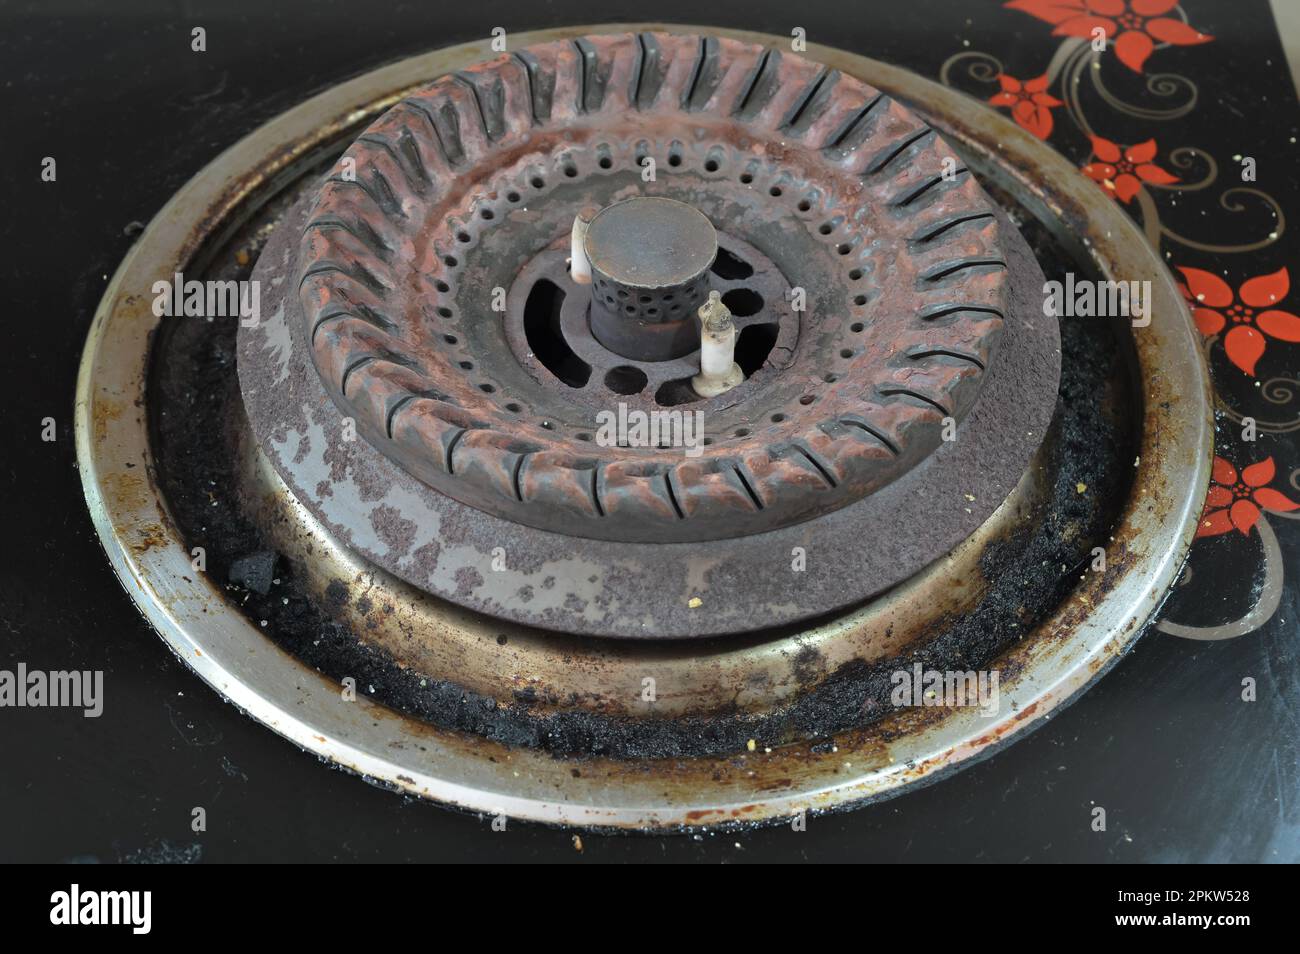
149;165;1135;763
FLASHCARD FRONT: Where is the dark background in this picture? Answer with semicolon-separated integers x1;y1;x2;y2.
2;0;1297;862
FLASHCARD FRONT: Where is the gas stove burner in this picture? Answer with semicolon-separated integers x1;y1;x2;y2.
77;24;1212;829
237;33;1060;636
291;34;1025;546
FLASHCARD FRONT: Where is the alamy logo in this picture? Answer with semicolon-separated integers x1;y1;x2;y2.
1043;273;1151;327
890;663;1000;716
0;664;102;717
50;884;151;934
151;271;260;326
595;403;704;458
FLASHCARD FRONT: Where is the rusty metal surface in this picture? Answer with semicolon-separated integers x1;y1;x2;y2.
239;419;1050;719
297;33;1018;544
75;24;1212;829
240;185;1058;638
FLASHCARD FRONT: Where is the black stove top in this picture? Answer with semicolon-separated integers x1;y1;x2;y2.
2;0;1297;863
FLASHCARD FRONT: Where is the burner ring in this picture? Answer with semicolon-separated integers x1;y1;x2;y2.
298;33;1013;542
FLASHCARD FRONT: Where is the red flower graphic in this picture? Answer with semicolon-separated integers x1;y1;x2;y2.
1006;0;1213;73
1196;456;1299;538
1081;136;1178;203
1177;267;1300;376
989;73;1063;139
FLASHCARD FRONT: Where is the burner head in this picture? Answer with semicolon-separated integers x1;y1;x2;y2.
242;31;1061;635
293;33;1026;545
585;196;719;361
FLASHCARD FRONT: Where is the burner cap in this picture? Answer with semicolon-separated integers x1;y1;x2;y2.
585;196;719;361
